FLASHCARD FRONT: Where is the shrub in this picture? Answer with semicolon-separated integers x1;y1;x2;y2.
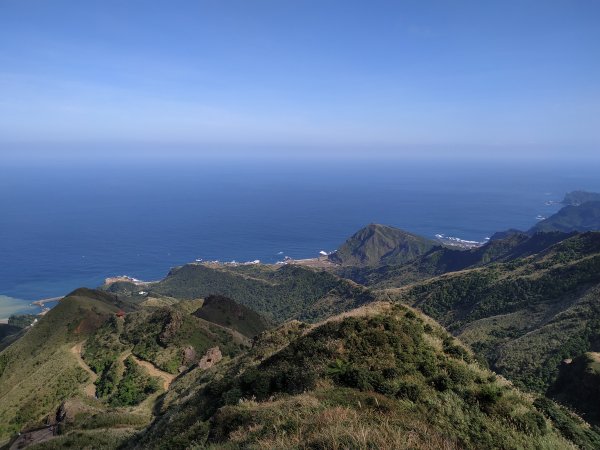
512;410;547;436
396;381;423;402
477;384;503;408
239;367;271;400
432;374;451;392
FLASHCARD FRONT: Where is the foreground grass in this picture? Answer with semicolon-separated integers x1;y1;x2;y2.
131;303;588;449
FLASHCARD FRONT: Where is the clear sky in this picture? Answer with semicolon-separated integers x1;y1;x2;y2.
0;0;599;160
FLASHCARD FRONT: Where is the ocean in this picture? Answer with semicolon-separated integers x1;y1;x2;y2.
1;157;599;317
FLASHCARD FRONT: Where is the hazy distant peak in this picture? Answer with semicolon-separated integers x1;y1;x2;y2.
562;191;600;206
530;201;600;234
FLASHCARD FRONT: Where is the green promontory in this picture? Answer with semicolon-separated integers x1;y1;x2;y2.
329;223;437;267
530;201;600;233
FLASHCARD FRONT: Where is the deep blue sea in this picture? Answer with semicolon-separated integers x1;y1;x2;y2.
1;157;600;317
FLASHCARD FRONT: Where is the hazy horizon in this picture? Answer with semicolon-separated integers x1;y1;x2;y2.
1;1;599;161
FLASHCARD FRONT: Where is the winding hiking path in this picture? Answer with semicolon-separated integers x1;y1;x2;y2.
69;343;174;394
70;342;97;397
130;355;175;390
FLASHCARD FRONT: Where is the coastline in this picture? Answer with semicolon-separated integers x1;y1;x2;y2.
4;230;494;310
0;295;61;321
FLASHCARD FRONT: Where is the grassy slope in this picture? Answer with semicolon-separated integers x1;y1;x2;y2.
83;300;251;385
0;288;258;446
329;223;437;266
0;289;119;441
390;232;600;393
129;303;596;449
193;294;273;338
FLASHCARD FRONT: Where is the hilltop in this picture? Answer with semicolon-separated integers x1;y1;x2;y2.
193;294;273;338
329;223;437;266
562;191;600;206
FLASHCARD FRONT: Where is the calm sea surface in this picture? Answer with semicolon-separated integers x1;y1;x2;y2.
1;157;599;316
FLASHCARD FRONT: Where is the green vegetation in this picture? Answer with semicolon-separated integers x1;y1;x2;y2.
109;263;376;323
130;304;589;449
534;396;600;449
193;294;272;338
548;353;600;426
83;316;126;374
0;324;23;352
338;230;569;289
393;232;600;393
109;356;160;407
8;314;38;328
0;285;263;445
5;223;600;449
531;201;600;233
120;306;247;373
0;289;119;441
329;223;437;266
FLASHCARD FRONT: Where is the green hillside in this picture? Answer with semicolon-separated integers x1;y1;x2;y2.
548;352;600;426
530;201;600;233
339;230;569;289
5;224;600;448
4;244;600;448
127;303;596;449
0;286;264;447
0;289;120;441
329;223;437;266
107;263;376;323
84;302;249;378
391;232;600;393
193;294;273;338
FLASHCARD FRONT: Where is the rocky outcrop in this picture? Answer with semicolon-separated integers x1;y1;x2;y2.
182;346;197;366
198;347;222;370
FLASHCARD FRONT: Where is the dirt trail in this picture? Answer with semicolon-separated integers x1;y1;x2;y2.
130;355;175;390
70;343;173;394
70;342;97;397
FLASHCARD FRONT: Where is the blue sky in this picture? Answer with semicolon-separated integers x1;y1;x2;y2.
0;0;599;159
